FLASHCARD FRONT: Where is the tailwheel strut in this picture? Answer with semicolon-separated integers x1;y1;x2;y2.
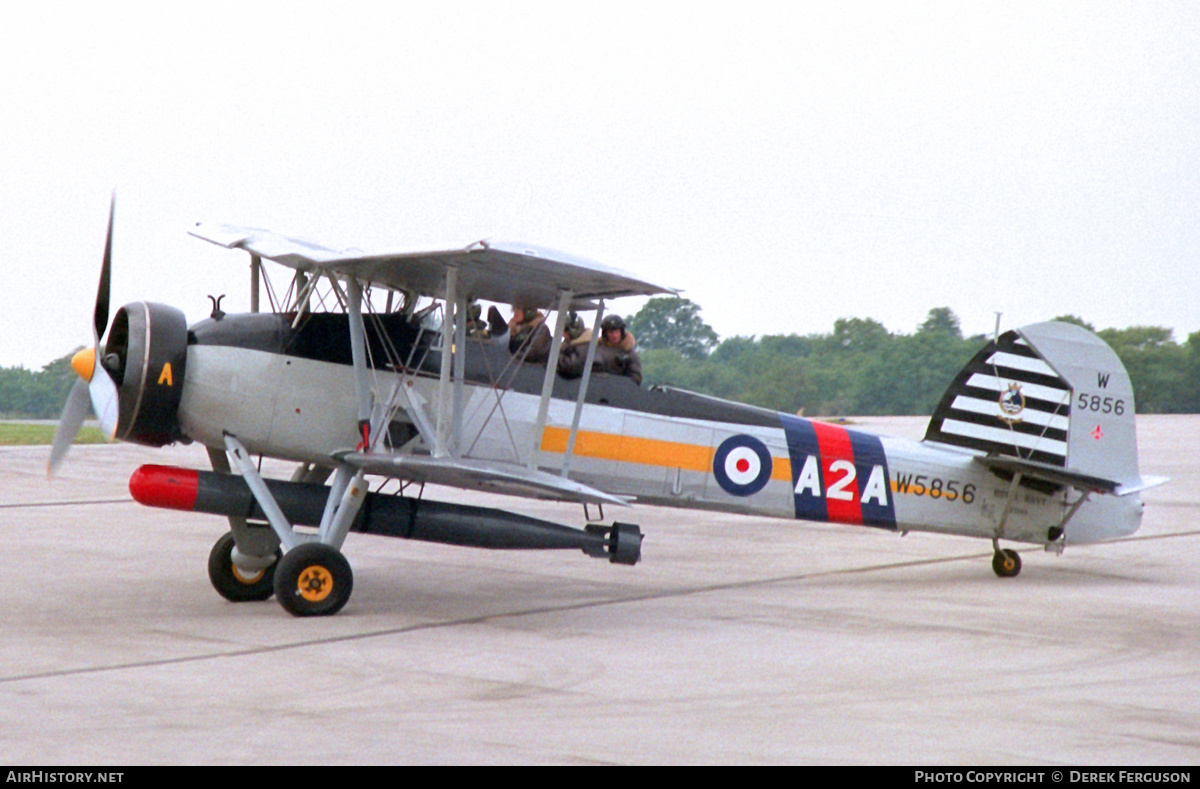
991;539;1022;578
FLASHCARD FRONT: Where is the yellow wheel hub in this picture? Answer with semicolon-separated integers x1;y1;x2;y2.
232;565;266;585
298;565;335;602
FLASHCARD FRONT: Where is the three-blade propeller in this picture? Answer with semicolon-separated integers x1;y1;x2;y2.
48;196;122;475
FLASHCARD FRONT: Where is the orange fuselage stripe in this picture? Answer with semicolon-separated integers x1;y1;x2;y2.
541;427;920;495
540;426;793;481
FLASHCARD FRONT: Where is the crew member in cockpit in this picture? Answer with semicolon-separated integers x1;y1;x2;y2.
507;303;552;364
596;314;642;385
556;312;591;379
465;304;510;343
464;302;489;337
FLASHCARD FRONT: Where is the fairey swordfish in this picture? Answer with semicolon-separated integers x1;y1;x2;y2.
49;201;1165;615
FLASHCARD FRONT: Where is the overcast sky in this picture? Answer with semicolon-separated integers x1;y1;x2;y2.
2;1;1197;369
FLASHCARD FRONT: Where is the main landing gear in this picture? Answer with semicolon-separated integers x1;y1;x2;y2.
272;543;354;617
207;532;279;602
207;533;355;616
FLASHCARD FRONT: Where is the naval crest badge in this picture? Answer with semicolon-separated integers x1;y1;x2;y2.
998;382;1025;424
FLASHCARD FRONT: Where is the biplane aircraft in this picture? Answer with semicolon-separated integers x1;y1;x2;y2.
50;200;1164;616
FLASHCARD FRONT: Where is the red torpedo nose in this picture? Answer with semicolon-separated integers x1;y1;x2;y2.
129;464;200;511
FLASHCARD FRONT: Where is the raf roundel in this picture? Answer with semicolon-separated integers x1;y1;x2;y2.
713;434;774;496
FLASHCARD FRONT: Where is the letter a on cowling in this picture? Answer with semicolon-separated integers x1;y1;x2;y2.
158;363;173;386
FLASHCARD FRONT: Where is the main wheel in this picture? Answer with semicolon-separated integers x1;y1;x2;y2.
208;532;279;602
273;543;354;617
992;548;1022;578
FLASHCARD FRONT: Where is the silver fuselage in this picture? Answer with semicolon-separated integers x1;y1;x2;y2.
178;343;1143;547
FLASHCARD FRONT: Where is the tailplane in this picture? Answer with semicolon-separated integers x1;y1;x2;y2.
924;321;1145;490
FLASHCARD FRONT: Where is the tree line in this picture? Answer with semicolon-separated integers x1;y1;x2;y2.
629;298;1200;416
0;352;80;419
2;300;1197;419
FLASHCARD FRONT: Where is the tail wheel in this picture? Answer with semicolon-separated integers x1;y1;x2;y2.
274;543;354;617
207;532;278;602
992;548;1022;578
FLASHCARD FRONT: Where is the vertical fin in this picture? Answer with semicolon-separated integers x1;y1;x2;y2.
924;328;1072;467
925;321;1140;485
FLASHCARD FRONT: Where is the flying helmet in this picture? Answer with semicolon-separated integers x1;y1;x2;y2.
601;314;626;333
564;311;585;340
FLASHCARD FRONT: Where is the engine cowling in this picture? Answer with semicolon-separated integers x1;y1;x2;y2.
103;301;189;446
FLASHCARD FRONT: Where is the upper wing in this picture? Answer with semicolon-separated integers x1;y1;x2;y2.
333;451;633;507
191;223;659;507
189;224;676;307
